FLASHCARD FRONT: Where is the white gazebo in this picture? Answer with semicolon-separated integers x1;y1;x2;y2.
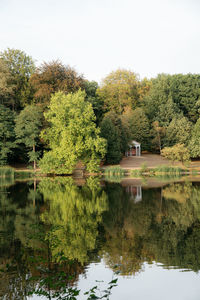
125;140;141;157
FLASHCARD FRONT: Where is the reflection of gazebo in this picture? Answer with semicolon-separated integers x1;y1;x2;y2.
126;185;142;203
125;140;141;157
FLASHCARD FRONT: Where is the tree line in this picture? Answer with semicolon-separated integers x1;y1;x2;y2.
1;48;200;172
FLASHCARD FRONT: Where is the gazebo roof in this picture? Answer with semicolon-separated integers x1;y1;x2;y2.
129;140;140;147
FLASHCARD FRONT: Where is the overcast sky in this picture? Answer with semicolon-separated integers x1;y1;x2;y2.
0;0;200;83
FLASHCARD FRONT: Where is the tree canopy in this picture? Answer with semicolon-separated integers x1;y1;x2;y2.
97;69;140;114
39;90;106;174
188;118;200;158
0;48;35;110
0;105;16;165
100;116;121;164
30;60;85;106
15;105;43;170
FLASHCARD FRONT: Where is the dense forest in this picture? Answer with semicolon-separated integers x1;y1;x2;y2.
1;48;200;173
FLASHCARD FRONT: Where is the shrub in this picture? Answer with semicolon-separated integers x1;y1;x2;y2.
161;144;190;164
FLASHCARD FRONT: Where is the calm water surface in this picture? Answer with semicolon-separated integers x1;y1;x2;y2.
0;176;200;299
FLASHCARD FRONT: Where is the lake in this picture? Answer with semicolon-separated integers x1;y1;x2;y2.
0;176;200;299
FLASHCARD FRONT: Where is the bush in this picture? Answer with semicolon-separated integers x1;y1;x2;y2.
161;144;190;164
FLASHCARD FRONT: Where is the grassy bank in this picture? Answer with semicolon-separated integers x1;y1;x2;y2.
0;166;36;180
102;164;200;181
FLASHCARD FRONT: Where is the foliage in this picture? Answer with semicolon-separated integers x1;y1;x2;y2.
154;165;184;176
151;121;166;153
103;181;200;274
97;69;140;114
84;80;104;126
143;73;200;123
0;48;35;110
155;96;181;127
39;177;108;264
103;166;125;182
0;104;16;164
127;107;150;150
0;59;14;107
2;178;200;298
15;105;43;170
130;164;184;178
100;116;121;164
0;166;15;178
103;111;130;154
188;118;200;158
39;90;106;174
164;116;192;147
30;60;84;107
137;77;152;102
161;144;190;164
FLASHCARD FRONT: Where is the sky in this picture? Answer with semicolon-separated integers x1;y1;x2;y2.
0;0;200;83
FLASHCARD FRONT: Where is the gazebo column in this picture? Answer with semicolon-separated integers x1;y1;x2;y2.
138;145;141;156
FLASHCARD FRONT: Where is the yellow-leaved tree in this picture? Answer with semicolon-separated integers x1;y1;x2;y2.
39;90;106;174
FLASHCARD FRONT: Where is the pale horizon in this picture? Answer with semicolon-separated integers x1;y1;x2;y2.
0;0;200;83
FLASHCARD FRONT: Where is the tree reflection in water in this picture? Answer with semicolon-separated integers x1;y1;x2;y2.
103;181;200;275
0;177;200;298
0;177;116;299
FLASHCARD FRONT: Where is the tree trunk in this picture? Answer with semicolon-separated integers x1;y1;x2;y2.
158;133;161;154
33;143;36;171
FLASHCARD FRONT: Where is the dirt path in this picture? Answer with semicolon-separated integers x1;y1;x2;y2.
119;154;200;170
120;154;182;169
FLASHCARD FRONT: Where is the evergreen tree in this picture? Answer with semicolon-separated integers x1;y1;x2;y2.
151;121;166;153
100;117;121;164
188;118;200;158
128;108;150;150
103;111;130;154
164;117;192;147
156;96;181;127
143;73;200;124
84;80;104;126
0;105;15;165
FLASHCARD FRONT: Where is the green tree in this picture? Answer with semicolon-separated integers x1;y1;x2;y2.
30;60;84;107
188;118;200;158
84;80;104;126
15;105;43;170
137;77;152;102
100;117;121;164
39;90;106;174
0;59;14;108
143;74;171;122
0;105;16;165
164;117;192;147
127;107;150;150
171;74;200;123
151;121;166;153
156;96;181;127
104;111;130;154
143;73;200;124
97;69;140;114
161;144;190;164
0;48;35;110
